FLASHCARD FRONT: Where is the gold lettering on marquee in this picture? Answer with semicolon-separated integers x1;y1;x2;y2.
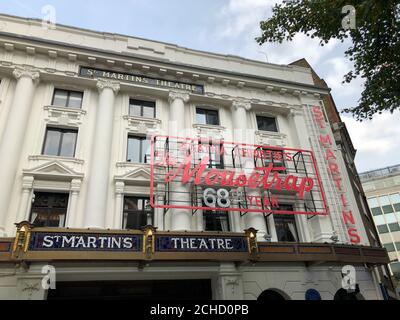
81;67;203;93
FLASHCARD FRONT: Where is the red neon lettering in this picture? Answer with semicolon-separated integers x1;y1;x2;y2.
329;163;340;175
248;172;261;188
271;196;279;208
319;134;333;147
325;149;336;161
165;155;316;199
342;210;355;225
348;228;361;244
312;106;326;129
333;177;343;191
340;194;348;207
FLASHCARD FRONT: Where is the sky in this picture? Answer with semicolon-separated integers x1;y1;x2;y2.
1;0;399;172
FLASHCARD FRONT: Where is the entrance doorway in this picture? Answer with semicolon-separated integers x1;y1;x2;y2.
47;279;212;300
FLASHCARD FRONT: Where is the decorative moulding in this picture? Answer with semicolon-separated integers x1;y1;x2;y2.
43;105;86;126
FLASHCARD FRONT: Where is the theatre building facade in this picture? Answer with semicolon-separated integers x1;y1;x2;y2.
0;14;393;300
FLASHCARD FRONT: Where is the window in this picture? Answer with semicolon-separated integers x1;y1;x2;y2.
198;140;224;169
202;207;230;232
274;205;299;242
395;242;400;251
52;89;83;109
129;99;156;118
377;224;389;234
29;192;68;227
371;207;383;216
384;243;396;252
196;108;219;125
127;136;150;163
388;223;400;232
383;205;394;214
42;127;78;157
256;116;278;132
260;148;286;173
122;197;153;230
389;193;400;211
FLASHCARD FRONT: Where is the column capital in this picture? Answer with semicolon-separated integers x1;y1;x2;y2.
21;175;34;190
168;90;190;104
231;99;251;111
115;181;125;194
288;105;304;118
70;178;82;193
96;79;120;94
13;66;40;83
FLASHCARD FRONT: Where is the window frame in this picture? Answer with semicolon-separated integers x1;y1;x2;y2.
126;135;150;164
122;196;154;230
197;140;225;169
273;204;299;242
196;107;220;126
29;192;69;228
202;210;230;232
52;88;83;109
42;127;78;158
256;115;278;133
129;99;156;118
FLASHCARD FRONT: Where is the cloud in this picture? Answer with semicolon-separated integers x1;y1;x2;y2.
342;112;400;171
215;0;339;64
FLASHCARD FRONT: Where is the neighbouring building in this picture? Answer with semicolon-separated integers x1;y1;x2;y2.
0;14;392;300
360;165;400;288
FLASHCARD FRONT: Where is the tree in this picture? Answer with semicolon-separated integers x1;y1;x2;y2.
256;0;400;121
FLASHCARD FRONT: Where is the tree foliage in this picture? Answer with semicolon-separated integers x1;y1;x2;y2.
256;0;400;120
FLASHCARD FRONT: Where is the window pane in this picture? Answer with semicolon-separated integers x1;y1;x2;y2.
389;193;400;205
371;207;383;216
203;211;230;232
142;106;155;118
383;205;394;214
274;208;298;242
127;137;141;162
122;197;154;230
52;89;68;107
43;130;61;156
395;242;400;251
394;203;400;212
384;243;396;252
206;110;219;125
388;223;400;232
30;192;68;228
68;91;83;108
257;116;278;132
196;109;207;125
129;104;142;117
59;131;77;157
142;139;151;163
377;225;389;234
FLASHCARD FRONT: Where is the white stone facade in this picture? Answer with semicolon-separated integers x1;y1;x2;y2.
0;14;385;300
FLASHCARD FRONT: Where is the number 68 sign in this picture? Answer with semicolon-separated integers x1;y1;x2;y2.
203;188;231;208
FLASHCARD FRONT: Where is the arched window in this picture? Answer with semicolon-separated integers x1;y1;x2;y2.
257;289;289;301
334;288;364;300
305;289;322;300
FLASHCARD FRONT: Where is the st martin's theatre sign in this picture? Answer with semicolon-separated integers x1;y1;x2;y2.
79;66;204;94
